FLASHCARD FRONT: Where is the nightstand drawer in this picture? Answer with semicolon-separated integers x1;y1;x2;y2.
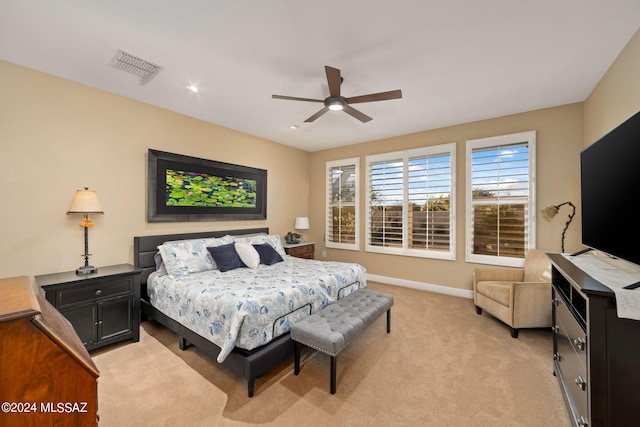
57;277;133;307
285;243;315;259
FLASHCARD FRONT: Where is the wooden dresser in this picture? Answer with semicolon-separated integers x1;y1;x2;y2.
0;276;99;426
284;242;315;259
548;254;640;426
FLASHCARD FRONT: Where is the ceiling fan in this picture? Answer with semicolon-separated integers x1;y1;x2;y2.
272;66;402;123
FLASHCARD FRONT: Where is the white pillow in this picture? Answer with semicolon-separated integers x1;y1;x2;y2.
235;241;260;269
232;234;287;258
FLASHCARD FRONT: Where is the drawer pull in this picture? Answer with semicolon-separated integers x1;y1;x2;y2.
573;337;586;351
95;289;103;296
575;376;587;391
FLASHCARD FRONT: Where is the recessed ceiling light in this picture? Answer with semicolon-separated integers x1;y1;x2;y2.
289;125;299;130
186;84;199;93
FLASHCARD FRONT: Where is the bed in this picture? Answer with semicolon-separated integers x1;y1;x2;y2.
133;228;366;397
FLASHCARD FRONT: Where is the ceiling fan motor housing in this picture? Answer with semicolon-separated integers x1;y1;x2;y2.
325;97;346;110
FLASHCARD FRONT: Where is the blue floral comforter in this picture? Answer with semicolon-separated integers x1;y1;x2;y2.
147;256;366;362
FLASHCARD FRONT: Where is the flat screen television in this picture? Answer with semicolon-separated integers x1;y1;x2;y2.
580;110;640;266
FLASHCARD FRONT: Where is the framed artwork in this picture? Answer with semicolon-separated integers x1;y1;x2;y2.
147;149;267;222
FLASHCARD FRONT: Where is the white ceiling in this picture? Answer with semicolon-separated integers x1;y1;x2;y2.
1;1;639;152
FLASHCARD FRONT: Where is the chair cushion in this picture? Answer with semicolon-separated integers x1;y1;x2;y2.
476;280;513;307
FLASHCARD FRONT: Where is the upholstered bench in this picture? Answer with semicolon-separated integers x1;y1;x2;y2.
290;288;394;394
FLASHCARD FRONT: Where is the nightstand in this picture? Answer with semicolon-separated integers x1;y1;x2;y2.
36;264;141;351
284;242;315;259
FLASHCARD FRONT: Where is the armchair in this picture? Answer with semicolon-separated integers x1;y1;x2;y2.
472;249;552;338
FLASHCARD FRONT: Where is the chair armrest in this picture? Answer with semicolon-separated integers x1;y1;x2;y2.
473;267;524;285
512;281;553;328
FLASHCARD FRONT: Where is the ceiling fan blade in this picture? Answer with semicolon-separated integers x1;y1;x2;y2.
343;105;372;123
346;89;403;104
304;106;330;122
272;94;324;103
325;66;341;98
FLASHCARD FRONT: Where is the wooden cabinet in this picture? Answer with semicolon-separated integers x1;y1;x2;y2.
36;264;141;351
548;253;640;427
0;276;99;426
284;242;315;259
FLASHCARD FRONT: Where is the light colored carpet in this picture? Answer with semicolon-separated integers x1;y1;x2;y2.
92;282;571;426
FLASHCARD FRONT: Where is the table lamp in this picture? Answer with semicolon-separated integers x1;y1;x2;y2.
541;201;575;253
67;187;104;274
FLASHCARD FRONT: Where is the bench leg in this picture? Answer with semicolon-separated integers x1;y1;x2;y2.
386;308;391;333
294;341;301;375
330;355;337;394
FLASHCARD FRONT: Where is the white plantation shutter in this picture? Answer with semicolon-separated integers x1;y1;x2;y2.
366;143;456;260
368;157;404;249
407;152;453;252
466;131;536;267
326;158;359;250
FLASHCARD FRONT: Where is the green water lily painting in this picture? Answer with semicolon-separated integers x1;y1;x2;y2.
166;169;257;208
148;149;267;222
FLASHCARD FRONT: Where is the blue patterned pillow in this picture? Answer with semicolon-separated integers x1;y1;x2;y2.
158;235;233;278
253;244;284;265
207;244;245;272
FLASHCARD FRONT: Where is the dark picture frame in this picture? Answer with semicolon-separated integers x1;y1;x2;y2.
147;149;267;222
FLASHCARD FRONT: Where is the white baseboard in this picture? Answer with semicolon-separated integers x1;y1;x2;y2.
367;274;473;299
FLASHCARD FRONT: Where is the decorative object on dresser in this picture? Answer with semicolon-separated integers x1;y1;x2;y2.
0;276;99;426
541;201;575;253
36;264;141;351
284;242;315;260
548;253;640;427
294;216;309;237
473;249;552;338
66;187;104;275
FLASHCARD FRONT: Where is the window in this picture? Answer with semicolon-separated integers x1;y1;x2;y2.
325;158;359;250
466;131;536;267
365;143;456;260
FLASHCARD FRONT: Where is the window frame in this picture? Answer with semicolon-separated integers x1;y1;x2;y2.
465;131;536;267
365;143;456;260
325;157;360;251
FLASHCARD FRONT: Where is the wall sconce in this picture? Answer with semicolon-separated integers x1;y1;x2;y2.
541;201;575;253
67;187;104;274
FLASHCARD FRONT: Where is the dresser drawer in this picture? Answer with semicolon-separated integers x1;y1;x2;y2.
556;326;589;421
556;295;587;369
554;293;589;425
56;277;134;307
285;243;315;259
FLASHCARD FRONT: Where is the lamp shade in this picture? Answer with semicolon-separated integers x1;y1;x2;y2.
294;217;309;230
67;187;104;214
540;205;559;220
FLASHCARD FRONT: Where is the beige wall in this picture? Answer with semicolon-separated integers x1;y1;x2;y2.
584;27;640;146
2;25;638;291
309;103;584;291
0;61;310;278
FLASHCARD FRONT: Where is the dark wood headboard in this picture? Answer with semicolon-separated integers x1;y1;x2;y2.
133;228;269;290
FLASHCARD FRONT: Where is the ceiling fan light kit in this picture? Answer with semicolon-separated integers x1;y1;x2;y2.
272;65;402;123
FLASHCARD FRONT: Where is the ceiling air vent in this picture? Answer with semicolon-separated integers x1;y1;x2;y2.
108;50;163;85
